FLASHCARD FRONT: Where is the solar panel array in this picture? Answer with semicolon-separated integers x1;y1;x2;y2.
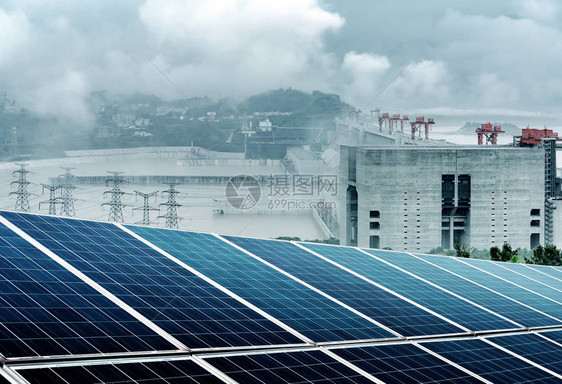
0;211;561;383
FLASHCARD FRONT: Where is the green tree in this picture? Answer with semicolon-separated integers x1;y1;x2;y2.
454;238;470;258
490;246;501;261
491;243;518;262
527;244;562;266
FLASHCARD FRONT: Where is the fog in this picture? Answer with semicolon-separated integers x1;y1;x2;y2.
1;0;561;128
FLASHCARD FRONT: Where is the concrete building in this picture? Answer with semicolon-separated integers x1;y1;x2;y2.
340;145;547;252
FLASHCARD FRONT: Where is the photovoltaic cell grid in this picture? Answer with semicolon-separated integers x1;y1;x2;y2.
422;338;562;383
526;264;562;281
458;258;562;301
0;211;301;349
329;343;482;383
0;222;173;358
17;359;225;384
499;263;562;291
205;349;374;383
1;211;562;384
538;329;562;344
301;242;518;332
414;253;562;325
127;226;394;342
488;333;562;375
365;249;560;328
224;235;464;337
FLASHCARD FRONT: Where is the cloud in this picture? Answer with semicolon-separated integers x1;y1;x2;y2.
2;0;562;125
383;60;451;108
516;0;559;24
138;0;344;97
27;71;93;125
0;9;30;67
340;52;390;107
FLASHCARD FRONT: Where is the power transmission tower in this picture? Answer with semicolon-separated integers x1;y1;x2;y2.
10;163;32;212
133;190;159;225
159;183;182;228
39;183;61;215
102;171;129;222
57;167;77;216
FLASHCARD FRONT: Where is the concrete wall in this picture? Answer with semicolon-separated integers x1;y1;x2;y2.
340;146;545;252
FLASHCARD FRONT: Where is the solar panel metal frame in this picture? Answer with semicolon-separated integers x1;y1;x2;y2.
11;355;236;384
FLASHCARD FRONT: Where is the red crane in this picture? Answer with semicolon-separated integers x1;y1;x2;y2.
410;117;435;140
476;123;504;145
517;127;560;146
378;112;390;132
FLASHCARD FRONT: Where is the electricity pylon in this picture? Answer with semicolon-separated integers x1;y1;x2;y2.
102;171;129;222
10;163;32;212
133;190;159;225
58;167;77;217
158;183;182;228
39;183;61;215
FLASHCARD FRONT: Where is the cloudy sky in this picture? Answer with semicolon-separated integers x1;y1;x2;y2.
1;0;561;123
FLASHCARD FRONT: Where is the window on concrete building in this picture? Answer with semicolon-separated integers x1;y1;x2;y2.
530;220;540;227
442;175;455;207
530;209;540;216
457;175;471;207
369;235;380;249
531;233;540;249
370;222;380;230
370;210;380;218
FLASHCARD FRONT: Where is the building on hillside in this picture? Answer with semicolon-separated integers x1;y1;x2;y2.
340;145;549;252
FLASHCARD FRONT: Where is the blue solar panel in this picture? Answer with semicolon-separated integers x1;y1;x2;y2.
458;258;562;301
18;358;224;383
364;250;559;328
525;264;562;281
301;243;517;332
224;236;464;337
500;263;562;291
126;227;394;342
423;338;561;383
538;329;562;345
0;222;174;358
205;349;373;383
330;342;482;383
1;212;301;349
414;253;562;323
489;333;562;375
